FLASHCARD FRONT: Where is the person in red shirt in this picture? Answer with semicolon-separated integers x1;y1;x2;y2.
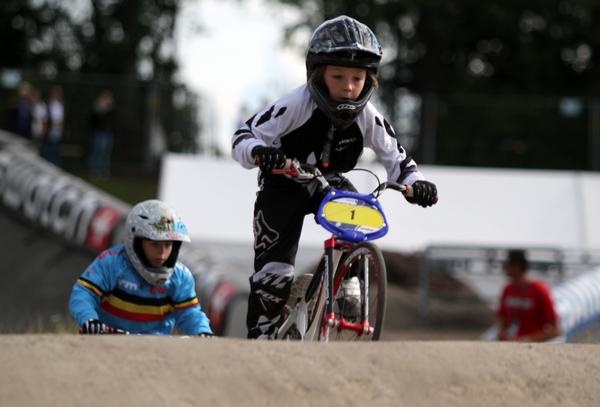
497;249;562;342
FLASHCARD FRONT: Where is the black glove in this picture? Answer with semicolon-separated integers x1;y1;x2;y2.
407;180;438;207
79;319;125;334
252;146;287;171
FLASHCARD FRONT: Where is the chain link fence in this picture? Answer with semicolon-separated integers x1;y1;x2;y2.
0;72;201;177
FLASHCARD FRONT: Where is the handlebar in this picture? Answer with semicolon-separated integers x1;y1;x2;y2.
374;181;412;197
79;319;130;335
271;159;414;198
79;327;129;335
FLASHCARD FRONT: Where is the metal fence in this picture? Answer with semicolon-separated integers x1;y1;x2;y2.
0;72;201;176
419;244;600;342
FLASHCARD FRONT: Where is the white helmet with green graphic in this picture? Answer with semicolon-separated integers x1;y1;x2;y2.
125;199;191;286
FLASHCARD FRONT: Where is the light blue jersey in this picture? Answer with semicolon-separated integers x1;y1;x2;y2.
69;245;212;335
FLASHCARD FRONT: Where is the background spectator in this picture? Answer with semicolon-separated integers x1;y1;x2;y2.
41;85;64;166
497;249;562;342
30;88;48;153
88;90;115;179
9;82;33;140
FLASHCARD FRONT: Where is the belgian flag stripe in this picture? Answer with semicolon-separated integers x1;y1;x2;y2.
103;294;174;316
174;297;199;310
101;301;170;322
77;278;104;297
111;287;172;307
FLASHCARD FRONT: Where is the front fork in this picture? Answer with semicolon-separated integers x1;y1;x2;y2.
322;238;335;341
322;238;373;341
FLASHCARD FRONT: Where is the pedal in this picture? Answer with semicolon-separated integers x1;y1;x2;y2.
287;273;313;306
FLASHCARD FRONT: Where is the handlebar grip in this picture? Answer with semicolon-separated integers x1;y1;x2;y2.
402;184;440;203
378;182;412;196
404;184;440;204
380;182;439;203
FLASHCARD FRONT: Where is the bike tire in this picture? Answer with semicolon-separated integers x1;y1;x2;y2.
302;257;328;341
328;243;387;341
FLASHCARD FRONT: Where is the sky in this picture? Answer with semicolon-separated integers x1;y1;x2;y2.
175;0;309;155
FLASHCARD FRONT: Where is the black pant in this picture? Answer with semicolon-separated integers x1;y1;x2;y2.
246;174;355;339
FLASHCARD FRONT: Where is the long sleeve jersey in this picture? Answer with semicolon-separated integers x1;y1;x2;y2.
69;245;212;335
232;84;424;185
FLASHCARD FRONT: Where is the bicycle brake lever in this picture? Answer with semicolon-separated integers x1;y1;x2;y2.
272;160;331;191
372;182;410;197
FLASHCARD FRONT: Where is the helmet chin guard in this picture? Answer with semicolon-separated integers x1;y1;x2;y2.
308;79;376;129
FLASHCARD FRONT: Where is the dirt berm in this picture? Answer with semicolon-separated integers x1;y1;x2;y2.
1;335;598;407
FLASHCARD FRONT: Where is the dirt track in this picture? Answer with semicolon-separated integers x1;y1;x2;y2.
1;335;598;407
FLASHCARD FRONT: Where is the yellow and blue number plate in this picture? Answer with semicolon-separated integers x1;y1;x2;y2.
321;198;385;233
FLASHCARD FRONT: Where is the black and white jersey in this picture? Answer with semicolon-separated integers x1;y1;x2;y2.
232;84;424;184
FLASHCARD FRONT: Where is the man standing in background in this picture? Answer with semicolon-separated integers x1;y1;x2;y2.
497;249;562;342
30;88;48;153
42;85;64;166
88;90;115;179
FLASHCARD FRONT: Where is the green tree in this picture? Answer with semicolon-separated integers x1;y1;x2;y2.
0;0;180;81
272;0;600;170
276;0;600;93
0;0;201;173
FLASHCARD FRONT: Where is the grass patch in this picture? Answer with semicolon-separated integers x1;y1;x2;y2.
78;174;159;205
1;314;79;334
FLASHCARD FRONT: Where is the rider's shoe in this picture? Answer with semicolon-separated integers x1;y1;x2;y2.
338;276;362;319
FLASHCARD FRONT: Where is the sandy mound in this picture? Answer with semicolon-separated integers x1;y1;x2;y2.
1;335;597;407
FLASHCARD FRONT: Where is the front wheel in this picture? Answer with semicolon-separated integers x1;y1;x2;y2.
328;243;387;341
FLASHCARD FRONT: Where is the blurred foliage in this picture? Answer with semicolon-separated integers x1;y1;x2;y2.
2;314;79;334
278;0;600;94
272;0;600;170
0;0;201;176
0;0;179;80
3;0;600;171
80;173;159;205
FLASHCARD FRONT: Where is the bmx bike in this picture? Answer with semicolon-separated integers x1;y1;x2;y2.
271;160;416;342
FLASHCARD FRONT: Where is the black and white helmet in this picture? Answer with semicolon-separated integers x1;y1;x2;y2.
306;15;382;129
125;200;191;286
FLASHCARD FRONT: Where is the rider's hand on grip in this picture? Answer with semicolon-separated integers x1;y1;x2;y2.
252;146;287;172
79;319;124;334
406;180;438;207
